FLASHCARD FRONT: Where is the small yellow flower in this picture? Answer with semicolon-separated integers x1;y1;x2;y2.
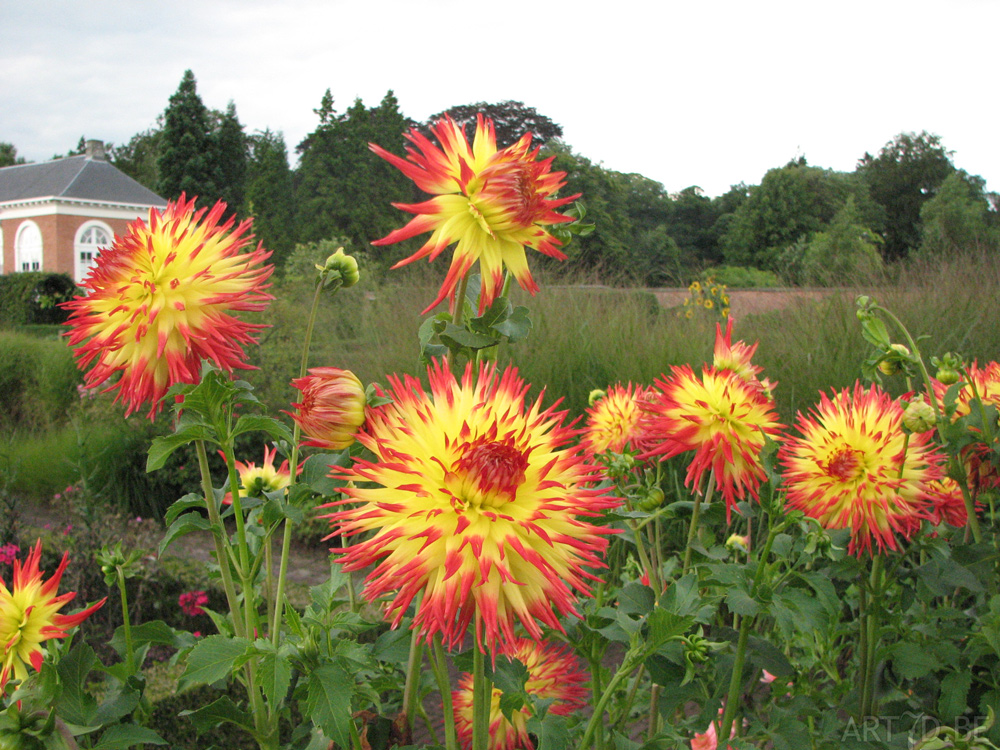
685;309;693;319
721;295;730;305
689;281;701;293
722;307;730;318
704;299;714;309
710;286;719;296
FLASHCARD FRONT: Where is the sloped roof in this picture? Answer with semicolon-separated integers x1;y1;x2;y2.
0;155;167;206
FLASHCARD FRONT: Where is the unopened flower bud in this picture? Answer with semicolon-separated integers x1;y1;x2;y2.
878;344;910;376
289;368;367;450
317;247;360;288
637;487;665;511
935;367;960;386
903;400;936;433
588;389;606;406
725;534;750;553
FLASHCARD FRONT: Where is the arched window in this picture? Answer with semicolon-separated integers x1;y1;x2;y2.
15;221;42;272
74;221;113;283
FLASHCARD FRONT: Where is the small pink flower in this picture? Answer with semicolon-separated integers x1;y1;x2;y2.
761;670;777;684
179;590;209;617
63;524;73;536
192;631;202;638
53;494;62;501
0;543;20;565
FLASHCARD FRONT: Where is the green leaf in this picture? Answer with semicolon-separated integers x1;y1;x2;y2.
93;682;141;725
439;323;498;350
164;493;206;526
526;712;570;750
55;641;99;726
159;511;211;556
301;451;351;496
231;414;294;444
93;725;166;749
147;425;216;472
306;663;353;750
178;636;251;690
109;620;181;659
646;609;692;650
494;306;532;341
726;588;761;618
938;671;972;719
618;583;655;616
179;695;255;733
860;317;891;349
747;636;793;677
890;641;941;680
492;656;529;695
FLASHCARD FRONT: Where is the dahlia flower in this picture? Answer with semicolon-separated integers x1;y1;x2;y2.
327;361;618;654
780;383;942;555
1;541;105;688
370;116;579;313
644;366;783;519
289;367;367;450
452;638;588;750
222;446;294;504
934;361;1000;494
713;318;762;383
63;195;272;418
582;383;656;455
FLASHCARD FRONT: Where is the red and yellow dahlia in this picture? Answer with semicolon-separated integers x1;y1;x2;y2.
222;446;294;505
582;383;656;455
933;361;1000;494
644;366;783;519
1;541;105;689
713;318;762;383
370;116;579;313
326;361;618;654
289;367;367;451
63;195;272;418
452;637;588;750
780;383;942;555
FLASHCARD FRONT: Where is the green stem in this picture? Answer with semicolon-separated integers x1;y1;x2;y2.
611;663;644;733
194;439;245;639
116;568;135;675
431;637;459;750
718;512;780;741
402;629;424;736
683;474;715;574
453;273;471;327
471;642;492;750
861;555;884;717
858;580;870;715
874;305;942;422
222;444;258;637
271;277;327;647
579;646;646;750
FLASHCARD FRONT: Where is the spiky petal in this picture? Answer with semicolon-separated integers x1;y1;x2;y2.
63;195;273;418
0;541;105;688
582;383;657;455
644;366;784;519
780;383;941;555
289;367;367;450
326;361;618;656
222;446;294;505
452;638;588;750
933;361;1000;495
370;115;579;314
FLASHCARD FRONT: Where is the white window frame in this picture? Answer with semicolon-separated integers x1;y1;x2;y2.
14;220;43;272
74;220;113;283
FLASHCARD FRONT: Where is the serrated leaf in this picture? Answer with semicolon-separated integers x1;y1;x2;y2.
178;636;251;690
179;695;254;732
890;641;941;680
92;725;166;749
232;414;293;444
55;642;99;726
159;512;211;556
147;425;216;471
492;656;529;695
109;620;180;659
164;493;206;526
301;451;351;496
726;588;761;617
307;663;353;749
93;682;141;725
618;583;655;615
439;323;498;350
938;671;972;719
494;306;531;341
747;636;793;677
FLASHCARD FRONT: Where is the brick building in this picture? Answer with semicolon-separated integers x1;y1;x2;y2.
0;140;166;283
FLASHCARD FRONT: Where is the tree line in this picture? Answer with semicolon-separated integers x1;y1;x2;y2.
3;70;997;285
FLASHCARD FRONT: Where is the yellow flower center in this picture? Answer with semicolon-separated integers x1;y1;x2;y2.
824;446;865;482
451;439;528;509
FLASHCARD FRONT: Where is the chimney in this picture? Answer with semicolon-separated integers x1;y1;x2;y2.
84;139;106;160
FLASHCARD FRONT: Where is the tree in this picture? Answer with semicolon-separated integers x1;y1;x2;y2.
0;142;26;167
110;123;162;190
721;159;874;271
157;69;219;204
918;171;999;257
295;89;415;255
858;131;955;260
244;130;297;271
214;101;248;215
796;197;884;285
425;100;563;149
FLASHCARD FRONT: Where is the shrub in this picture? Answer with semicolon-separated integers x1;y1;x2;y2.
703;264;782;288
0;330;80;433
0;272;76;325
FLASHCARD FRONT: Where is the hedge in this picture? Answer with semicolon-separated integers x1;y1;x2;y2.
0;272;77;325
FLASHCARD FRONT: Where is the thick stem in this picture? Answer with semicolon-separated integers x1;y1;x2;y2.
861;555;884;717
432;637;460;750
401;630;424;737
116;568;135;675
471;642;493;750
452;273;471;328
579;646;646;750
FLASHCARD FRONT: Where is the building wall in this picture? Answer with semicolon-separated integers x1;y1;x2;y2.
0;201;152;278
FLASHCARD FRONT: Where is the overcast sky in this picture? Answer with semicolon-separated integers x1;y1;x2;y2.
3;0;998;198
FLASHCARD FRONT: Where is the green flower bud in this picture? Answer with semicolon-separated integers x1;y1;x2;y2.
316;247;360;288
588;389;606;406
637;487;665;511
903;400;936;433
936;367;960;386
877;343;910;376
